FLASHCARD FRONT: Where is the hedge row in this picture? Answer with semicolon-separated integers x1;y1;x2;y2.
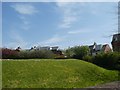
2;48;55;59
83;52;120;70
1;48;120;70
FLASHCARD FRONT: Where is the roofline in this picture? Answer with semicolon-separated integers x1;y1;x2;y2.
113;33;120;36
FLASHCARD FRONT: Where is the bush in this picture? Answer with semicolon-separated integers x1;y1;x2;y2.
2;48;19;59
54;54;67;59
18;50;55;59
83;55;93;63
65;47;74;58
73;46;90;59
93;52;120;70
18;50;30;59
2;48;55;59
65;46;90;59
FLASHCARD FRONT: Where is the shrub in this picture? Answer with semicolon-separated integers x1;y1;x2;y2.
83;55;93;63
2;48;55;59
65;46;90;59
18;50;30;59
93;52;120;70
2;48;19;59
54;54;67;59
64;47;74;58
73;46;90;59
18;50;55;59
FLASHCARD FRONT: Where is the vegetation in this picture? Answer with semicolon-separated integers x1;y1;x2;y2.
2;48;55;59
65;46;90;59
2;59;119;88
2;47;120;71
18;50;55;59
65;46;120;70
2;48;19;59
82;52;120;70
92;52;120;70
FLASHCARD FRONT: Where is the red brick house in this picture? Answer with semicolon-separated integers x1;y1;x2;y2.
102;44;112;53
111;33;120;52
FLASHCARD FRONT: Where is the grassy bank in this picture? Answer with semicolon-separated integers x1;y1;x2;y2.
2;59;119;88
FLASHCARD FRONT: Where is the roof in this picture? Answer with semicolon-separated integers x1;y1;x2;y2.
89;45;94;49
113;33;120;36
102;44;108;50
89;44;102;51
112;33;120;42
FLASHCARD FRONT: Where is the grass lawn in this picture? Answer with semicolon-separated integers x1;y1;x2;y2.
2;59;119;88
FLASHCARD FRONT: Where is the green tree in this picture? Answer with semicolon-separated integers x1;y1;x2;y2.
65;46;90;59
73;46;90;59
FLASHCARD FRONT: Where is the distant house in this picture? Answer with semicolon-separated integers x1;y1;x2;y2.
89;42;112;55
15;46;21;52
111;33;120;52
51;50;63;55
36;46;50;50
29;46;59;51
50;46;63;55
28;45;64;56
102;44;112;53
51;46;58;50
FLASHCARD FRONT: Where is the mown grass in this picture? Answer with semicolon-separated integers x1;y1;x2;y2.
2;59;119;88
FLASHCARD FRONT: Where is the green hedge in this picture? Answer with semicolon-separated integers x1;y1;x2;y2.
2;48;55;59
65;46;90;59
93;52;120;70
18;50;55;59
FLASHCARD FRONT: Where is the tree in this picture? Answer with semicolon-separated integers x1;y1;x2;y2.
73;46;90;59
65;47;75;58
65;46;90;59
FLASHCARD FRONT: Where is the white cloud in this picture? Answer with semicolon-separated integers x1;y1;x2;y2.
68;29;93;34
56;2;80;28
45;37;63;44
11;4;38;31
20;16;30;25
60;16;77;28
11;3;38;15
56;2;108;29
19;16;31;30
40;35;67;45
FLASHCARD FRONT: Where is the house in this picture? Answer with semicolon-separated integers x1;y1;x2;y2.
15;46;21;52
36;46;50;50
29;46;59;51
111;33;120;52
51;50;63;55
102;44;112;53
51;46;58;50
89;42;112;55
89;42;102;55
28;45;64;56
50;46;63;55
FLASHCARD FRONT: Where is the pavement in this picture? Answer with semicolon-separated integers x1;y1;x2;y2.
73;81;120;90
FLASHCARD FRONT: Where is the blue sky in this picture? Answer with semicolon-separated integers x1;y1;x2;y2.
0;1;1;48
2;2;118;49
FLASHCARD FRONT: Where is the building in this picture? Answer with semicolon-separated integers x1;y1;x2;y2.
51;46;58;50
36;46;50;50
111;33;120;52
35;46;63;56
89;42;112;55
15;46;21;52
102;44;112;53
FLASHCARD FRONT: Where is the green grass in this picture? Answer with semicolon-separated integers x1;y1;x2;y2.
2;59;119;88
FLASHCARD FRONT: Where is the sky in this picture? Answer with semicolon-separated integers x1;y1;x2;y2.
0;1;1;48
2;2;118;49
